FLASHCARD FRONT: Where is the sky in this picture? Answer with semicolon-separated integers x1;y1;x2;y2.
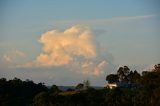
0;0;160;86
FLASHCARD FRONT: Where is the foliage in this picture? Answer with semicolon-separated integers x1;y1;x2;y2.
106;74;119;83
83;80;90;89
49;85;61;95
0;78;47;106
59;90;80;96
75;83;84;90
0;64;160;106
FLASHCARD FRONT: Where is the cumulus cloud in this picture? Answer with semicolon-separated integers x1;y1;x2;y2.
20;25;96;67
81;60;108;76
17;25;115;77
37;25;96;67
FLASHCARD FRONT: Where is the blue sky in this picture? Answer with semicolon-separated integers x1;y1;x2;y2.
0;0;160;86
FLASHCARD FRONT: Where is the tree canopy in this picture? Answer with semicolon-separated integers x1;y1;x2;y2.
0;64;160;106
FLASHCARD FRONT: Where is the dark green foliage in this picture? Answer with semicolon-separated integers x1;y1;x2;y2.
140;71;160;88
75;83;84;90
128;70;141;83
117;66;130;81
49;85;61;95
0;64;160;106
0;78;47;106
106;66;141;85
106;74;119;83
32;92;50;106
153;64;160;72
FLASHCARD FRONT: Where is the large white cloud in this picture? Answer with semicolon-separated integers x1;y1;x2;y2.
36;25;96;67
17;25;111;76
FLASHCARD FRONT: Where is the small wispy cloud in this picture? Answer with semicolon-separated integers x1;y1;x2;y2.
15;50;26;57
109;15;156;21
51;14;156;26
2;49;26;63
81;60;108;76
3;55;12;63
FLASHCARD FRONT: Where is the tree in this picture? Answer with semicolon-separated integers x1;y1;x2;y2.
106;74;119;83
117;66;131;83
128;70;141;83
152;87;160;106
32;92;50;106
123;66;130;75
83;80;90;89
49;85;61;95
133;70;141;83
153;64;160;72
117;66;130;78
75;83;84;90
142;71;148;76
141;70;160;88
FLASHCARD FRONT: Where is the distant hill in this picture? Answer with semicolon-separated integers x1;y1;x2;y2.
58;86;75;91
47;86;104;91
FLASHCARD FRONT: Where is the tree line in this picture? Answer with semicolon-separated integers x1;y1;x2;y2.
0;64;160;106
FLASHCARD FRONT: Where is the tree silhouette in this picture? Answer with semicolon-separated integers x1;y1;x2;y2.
75;83;84;90
106;74;119;83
